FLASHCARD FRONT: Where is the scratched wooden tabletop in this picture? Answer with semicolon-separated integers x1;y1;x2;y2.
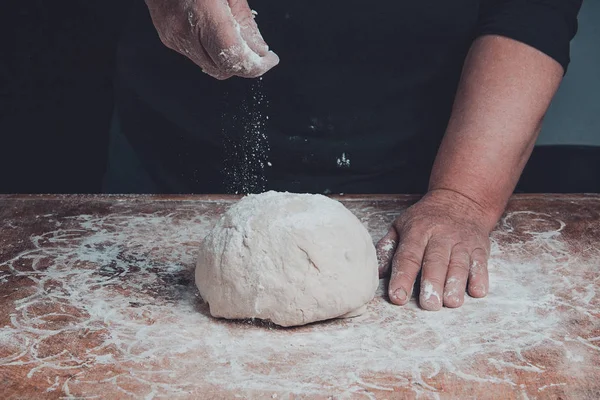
0;194;599;399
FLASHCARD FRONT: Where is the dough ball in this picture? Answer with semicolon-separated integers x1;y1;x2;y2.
196;191;379;327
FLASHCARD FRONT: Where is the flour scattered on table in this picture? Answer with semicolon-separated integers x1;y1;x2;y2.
1;200;599;399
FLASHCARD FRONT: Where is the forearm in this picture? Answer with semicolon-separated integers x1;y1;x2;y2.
429;35;564;229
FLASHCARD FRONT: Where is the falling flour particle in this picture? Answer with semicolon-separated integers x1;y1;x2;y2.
222;79;272;194
337;152;351;168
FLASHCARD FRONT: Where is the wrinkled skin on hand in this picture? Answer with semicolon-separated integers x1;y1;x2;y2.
145;0;279;79
376;189;494;311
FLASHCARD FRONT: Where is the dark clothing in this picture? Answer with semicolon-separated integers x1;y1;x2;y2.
105;0;582;195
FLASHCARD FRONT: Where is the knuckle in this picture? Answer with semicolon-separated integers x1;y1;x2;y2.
452;241;471;255
399;218;425;233
422;251;447;266
470;255;488;269
391;264;418;284
445;276;463;286
448;261;470;273
472;245;490;257
393;250;422;271
389;268;406;281
422;275;445;287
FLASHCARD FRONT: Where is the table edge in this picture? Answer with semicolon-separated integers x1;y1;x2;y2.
0;193;599;203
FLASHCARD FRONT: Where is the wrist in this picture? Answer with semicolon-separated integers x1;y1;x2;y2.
424;187;504;232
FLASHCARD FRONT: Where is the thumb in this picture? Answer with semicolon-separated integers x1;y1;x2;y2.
376;228;398;278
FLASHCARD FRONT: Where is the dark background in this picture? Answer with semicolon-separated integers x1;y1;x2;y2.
0;1;598;194
0;1;123;193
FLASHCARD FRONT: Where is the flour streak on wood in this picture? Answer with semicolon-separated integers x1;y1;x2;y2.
0;195;599;399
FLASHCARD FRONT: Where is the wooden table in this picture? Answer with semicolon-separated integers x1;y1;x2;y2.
1;194;599;399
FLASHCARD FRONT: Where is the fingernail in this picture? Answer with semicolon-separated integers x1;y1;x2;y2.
471;284;487;296
392;288;408;303
445;294;460;307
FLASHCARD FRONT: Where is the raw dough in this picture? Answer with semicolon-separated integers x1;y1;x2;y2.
195;191;379;327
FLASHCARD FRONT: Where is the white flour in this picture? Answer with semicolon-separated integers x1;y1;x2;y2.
0;200;599;399
222;78;271;194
